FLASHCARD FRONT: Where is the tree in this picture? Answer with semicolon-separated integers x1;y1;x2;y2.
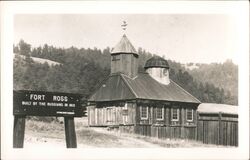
13;44;19;54
13;40;237;105
18;39;31;56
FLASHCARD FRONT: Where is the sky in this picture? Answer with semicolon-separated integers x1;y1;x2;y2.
14;14;238;64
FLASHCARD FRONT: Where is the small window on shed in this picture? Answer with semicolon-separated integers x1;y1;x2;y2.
140;106;148;120
156;107;164;120
112;54;120;61
171;108;179;121
186;109;193;121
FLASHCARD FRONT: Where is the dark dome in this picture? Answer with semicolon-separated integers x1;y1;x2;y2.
144;56;170;69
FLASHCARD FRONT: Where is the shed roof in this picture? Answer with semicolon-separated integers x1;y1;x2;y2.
89;73;200;104
111;34;138;55
197;103;238;115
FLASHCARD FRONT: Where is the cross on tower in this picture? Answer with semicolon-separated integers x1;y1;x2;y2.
121;21;127;31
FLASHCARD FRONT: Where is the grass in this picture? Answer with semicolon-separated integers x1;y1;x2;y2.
15;54;60;66
25;119;227;148
25;119;123;147
100;129;222;148
77;127;122;147
132;135;219;147
26;119;65;139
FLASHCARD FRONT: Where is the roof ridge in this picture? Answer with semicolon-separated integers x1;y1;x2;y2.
87;74;112;100
120;74;138;98
170;79;201;103
121;73;138;80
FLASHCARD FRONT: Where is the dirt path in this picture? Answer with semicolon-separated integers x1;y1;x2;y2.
89;127;160;148
118;135;160;147
24;134;91;148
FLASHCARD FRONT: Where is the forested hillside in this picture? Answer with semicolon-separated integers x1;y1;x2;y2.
13;40;238;105
188;61;238;99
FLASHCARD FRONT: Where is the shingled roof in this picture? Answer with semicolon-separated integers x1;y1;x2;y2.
89;73;201;104
111;34;138;55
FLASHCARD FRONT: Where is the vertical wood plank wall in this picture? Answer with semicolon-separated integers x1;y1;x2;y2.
88;103;136;126
111;54;138;77
197;113;238;146
127;106;237;146
88;103;238;146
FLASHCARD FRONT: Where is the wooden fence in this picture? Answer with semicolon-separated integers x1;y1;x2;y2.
197;112;238;146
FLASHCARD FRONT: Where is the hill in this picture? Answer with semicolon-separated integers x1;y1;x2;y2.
13;40;238;105
14;54;61;66
188;61;238;98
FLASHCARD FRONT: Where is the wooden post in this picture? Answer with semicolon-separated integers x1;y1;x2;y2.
196;112;199;141
87;106;90;126
218;112;222;145
64;117;77;148
13;116;26;148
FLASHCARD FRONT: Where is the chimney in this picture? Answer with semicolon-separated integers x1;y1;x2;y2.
111;34;139;78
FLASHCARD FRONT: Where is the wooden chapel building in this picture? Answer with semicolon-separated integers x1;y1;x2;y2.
88;34;201;139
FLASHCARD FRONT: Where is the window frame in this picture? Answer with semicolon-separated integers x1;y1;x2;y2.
171;108;179;121
156;106;164;120
186;108;194;122
140;106;148;120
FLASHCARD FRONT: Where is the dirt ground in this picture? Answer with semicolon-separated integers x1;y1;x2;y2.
25;124;161;148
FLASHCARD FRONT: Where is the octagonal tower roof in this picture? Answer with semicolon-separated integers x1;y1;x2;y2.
111;34;138;55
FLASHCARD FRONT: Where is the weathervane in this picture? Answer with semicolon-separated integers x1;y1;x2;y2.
121;21;128;32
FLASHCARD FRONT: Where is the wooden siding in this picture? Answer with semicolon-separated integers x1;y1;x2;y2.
130;125;196;140
197;113;238;146
88;102;136;126
136;102;197;127
129;102;198;141
111;54;138;78
120;111;238;146
89;101;238;146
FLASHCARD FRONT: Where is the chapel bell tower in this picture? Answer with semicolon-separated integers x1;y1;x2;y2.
110;22;139;78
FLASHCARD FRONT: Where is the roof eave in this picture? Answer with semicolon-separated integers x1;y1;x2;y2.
135;98;201;105
111;52;138;56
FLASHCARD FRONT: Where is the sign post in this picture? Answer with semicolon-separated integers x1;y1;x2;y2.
13;115;26;148
13;90;85;148
64;117;77;148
